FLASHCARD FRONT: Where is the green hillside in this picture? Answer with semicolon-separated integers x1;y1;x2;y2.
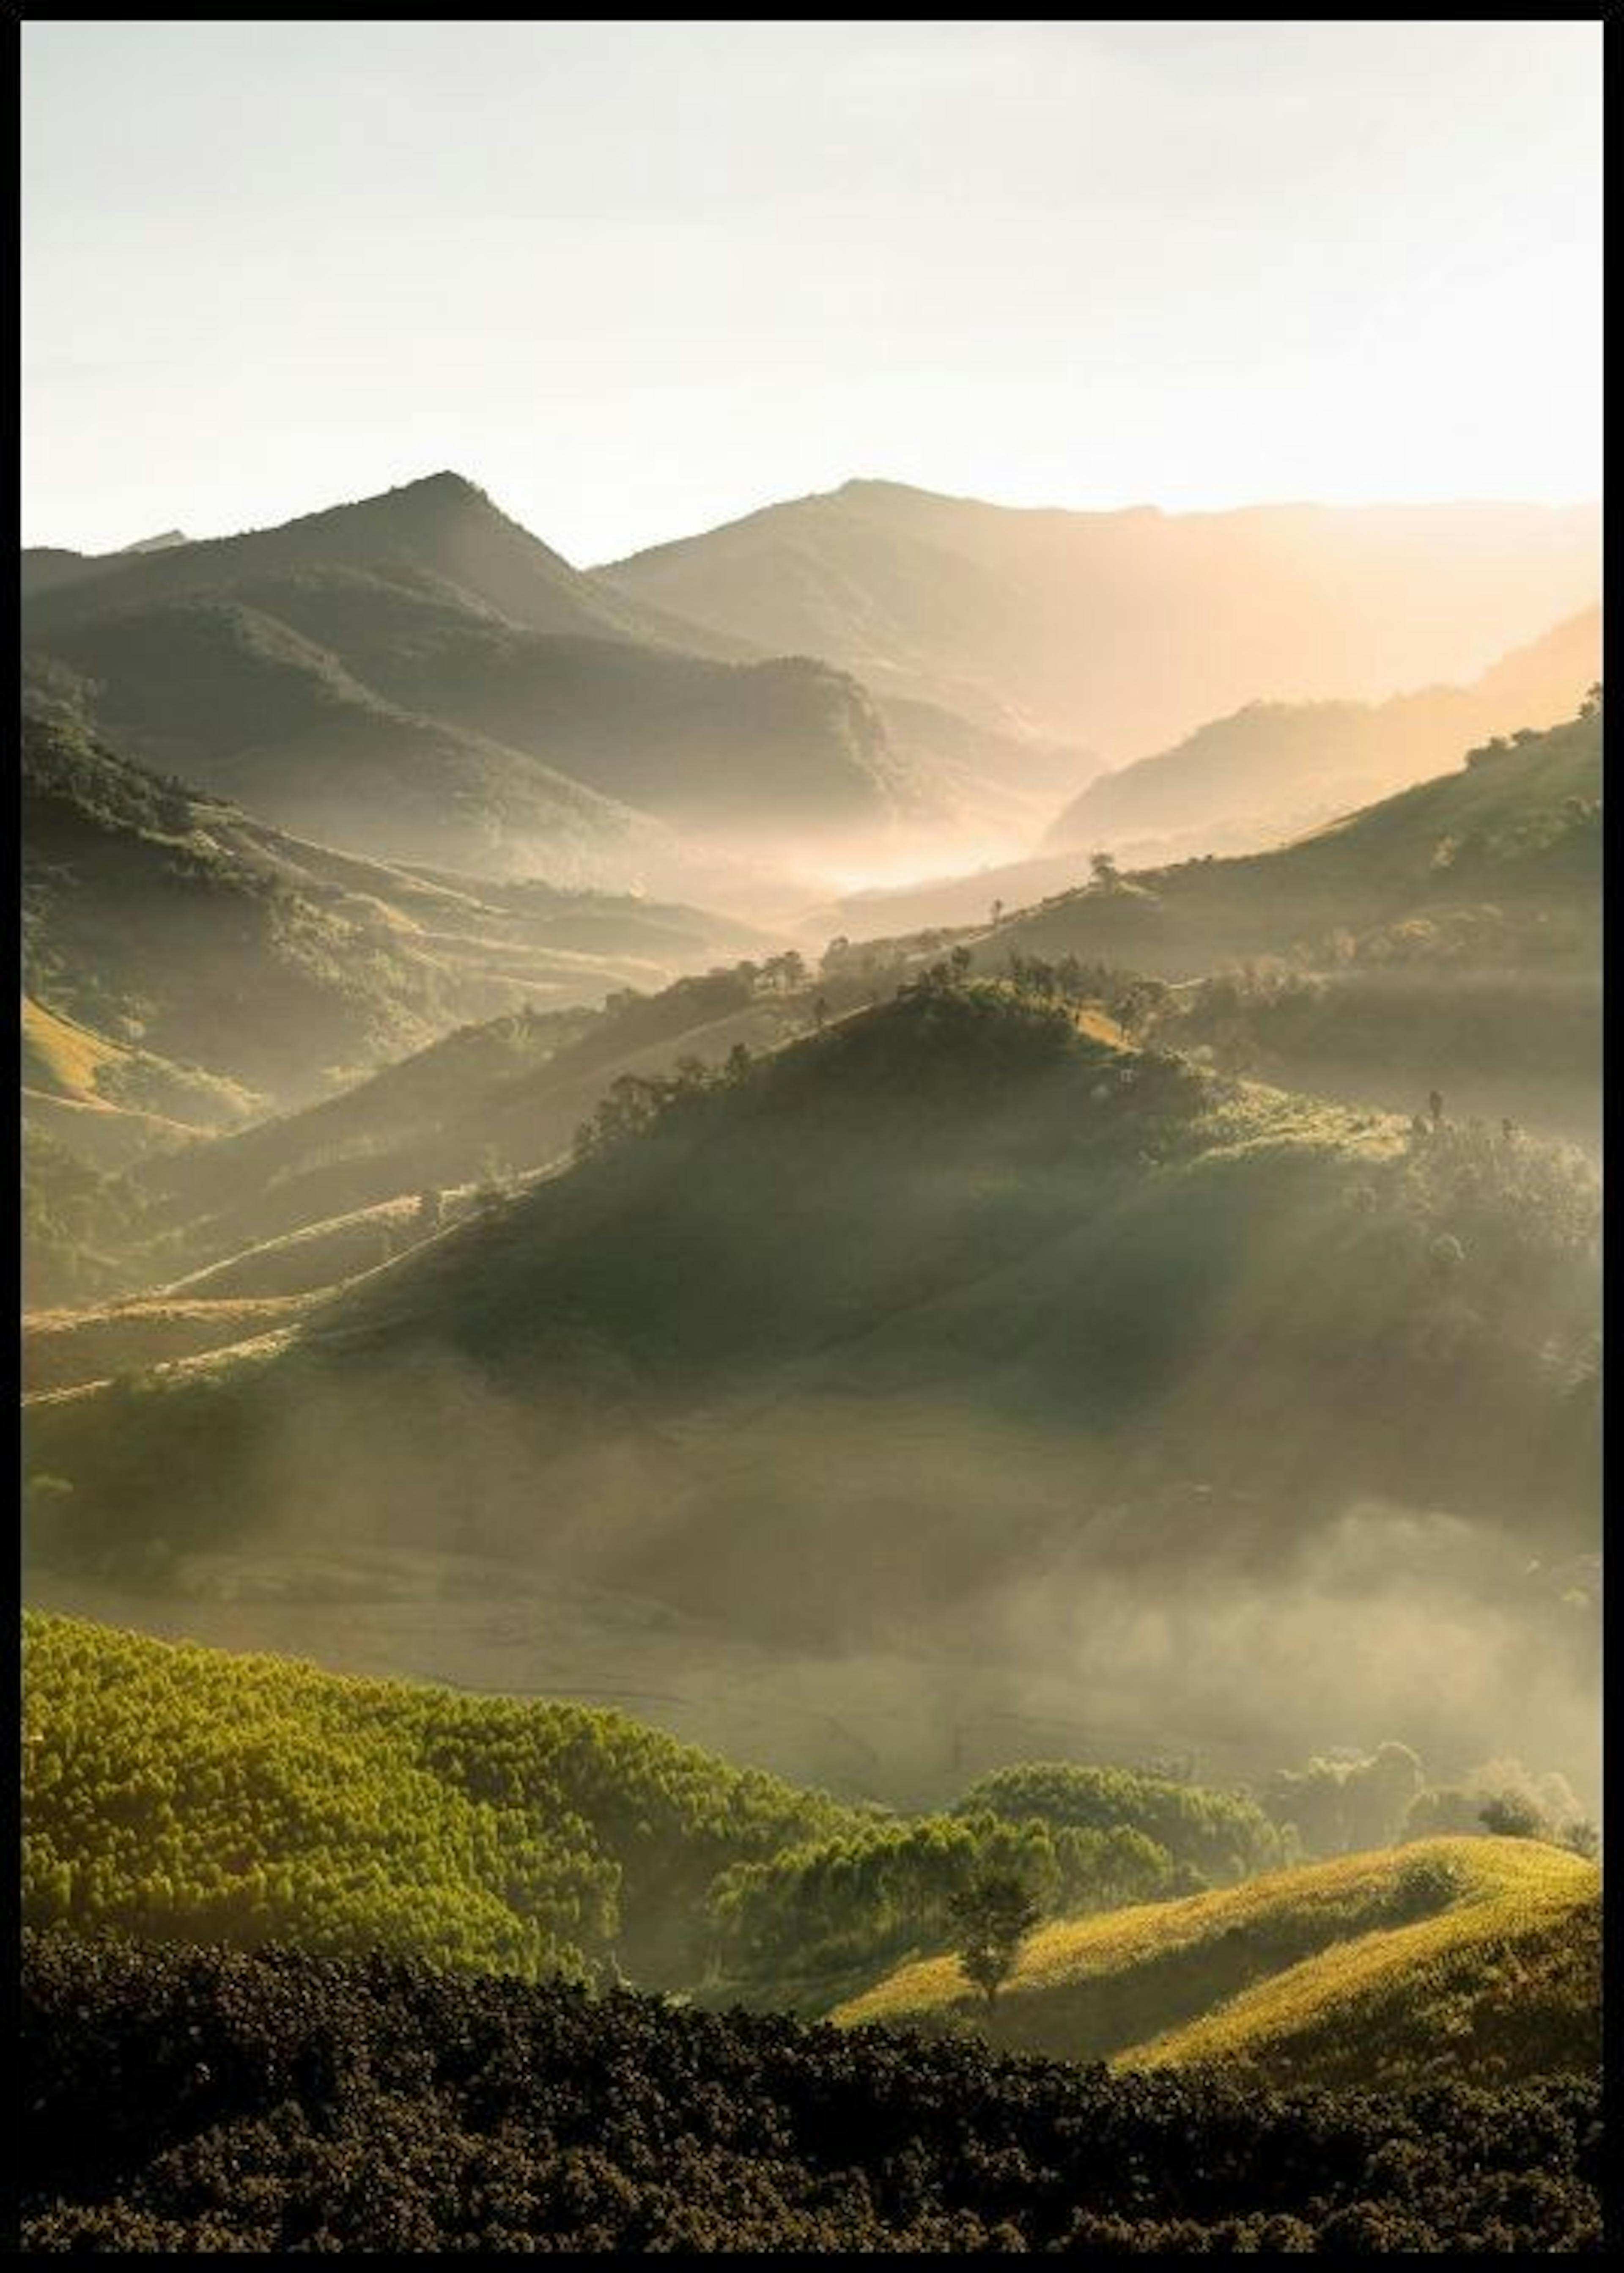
22;1613;1597;2111
22;1609;861;1988
25;973;1598;1686
23;1614;1270;2005
835;1837;1599;2086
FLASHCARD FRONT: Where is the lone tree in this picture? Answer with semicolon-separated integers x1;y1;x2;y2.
947;1868;1042;2012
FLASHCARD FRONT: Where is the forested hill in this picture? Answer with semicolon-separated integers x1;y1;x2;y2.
21;1929;1602;2251
986;698;1602;980
26;974;1599;1678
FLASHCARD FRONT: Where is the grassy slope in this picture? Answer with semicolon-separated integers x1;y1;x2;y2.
835;1838;1598;2086
22;1296;324;1398
127;988;804;1289
22;993;258;1132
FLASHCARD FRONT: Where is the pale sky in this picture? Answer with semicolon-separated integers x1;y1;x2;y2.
20;19;1603;563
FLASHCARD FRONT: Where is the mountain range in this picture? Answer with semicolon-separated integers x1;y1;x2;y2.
22;475;938;884
602;480;1599;759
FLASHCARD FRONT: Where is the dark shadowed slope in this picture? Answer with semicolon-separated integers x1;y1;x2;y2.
22;1927;1600;2250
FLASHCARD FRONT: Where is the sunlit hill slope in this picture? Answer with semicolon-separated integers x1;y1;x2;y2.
836;1836;1599;2087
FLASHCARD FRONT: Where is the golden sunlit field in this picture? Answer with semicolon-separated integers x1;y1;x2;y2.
835;1836;1599;2083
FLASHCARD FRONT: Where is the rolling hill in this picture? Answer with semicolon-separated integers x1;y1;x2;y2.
601;480;1599;761
21;1609;864;1989
969;703;1602;1145
24;973;1598;1793
21;704;768;1116
834;1836;1599;2087
19;1613;1600;2248
117;972;812;1291
21;474;941;877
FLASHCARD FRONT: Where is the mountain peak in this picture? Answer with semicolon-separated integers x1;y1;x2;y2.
390;470;489;506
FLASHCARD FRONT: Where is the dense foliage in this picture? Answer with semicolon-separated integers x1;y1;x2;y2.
22;1613;861;1989
27;1616;1273;2005
20;1929;1602;2251
706;1812;1181;2008
956;1761;1283;1880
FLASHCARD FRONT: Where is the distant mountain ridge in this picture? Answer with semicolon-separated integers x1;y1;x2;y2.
23;472;730;653
601;480;1600;760
22;475;945;877
118;529;189;554
1044;605;1602;854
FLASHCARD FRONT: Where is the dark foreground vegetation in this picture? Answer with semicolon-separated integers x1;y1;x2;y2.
20;1928;1601;2253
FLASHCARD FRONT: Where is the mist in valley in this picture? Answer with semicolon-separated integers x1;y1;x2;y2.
20;36;1602;2215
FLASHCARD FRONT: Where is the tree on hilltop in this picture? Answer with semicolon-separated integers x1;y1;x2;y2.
947;1867;1042;2012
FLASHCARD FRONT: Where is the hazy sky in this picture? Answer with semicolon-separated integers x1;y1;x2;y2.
21;19;1602;563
